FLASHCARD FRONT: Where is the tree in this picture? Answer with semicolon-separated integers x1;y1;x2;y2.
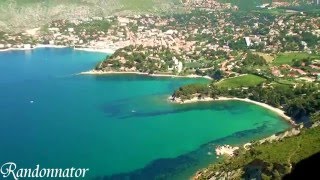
212;70;224;80
229;39;248;51
301;32;318;47
243;53;267;66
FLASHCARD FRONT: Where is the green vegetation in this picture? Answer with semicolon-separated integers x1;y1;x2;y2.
116;0;181;12
280;32;320;52
253;52;274;63
172;83;209;100
229;40;248;51
311;112;320;123
273;53;320;65
97;45;185;74
301;32;319;48
243;53;268;66
0;0;180;11
218;0;265;10
199;125;320;179
74;20;112;34
292;57;313;67
0;0;181;31
173;79;320;121
217;75;266;88
252;8;287;15
218;0;313;11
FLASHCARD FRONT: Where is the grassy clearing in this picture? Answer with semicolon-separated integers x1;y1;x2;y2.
272;52;320;65
253;52;275;63
217;74;266;88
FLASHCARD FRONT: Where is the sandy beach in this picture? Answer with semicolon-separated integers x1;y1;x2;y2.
0;45;115;54
0;44;67;52
73;47;115;54
35;44;67;48
79;70;213;80
170;96;296;125
0;45;116;54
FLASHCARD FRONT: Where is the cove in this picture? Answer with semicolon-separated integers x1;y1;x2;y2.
0;48;290;179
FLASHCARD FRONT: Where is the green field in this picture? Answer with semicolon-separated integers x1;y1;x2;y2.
272;52;320;65
217;74;266;88
253;52;275;63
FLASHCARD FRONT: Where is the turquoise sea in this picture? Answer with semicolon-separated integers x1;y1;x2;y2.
0;48;290;179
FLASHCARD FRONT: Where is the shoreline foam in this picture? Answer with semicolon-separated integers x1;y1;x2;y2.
170;96;296;125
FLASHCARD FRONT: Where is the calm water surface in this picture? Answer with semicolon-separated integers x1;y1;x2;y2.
0;48;290;179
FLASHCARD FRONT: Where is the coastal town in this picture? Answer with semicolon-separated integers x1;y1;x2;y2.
1;1;319;82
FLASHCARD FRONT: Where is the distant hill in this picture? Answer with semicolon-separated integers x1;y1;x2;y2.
0;0;181;32
0;0;316;32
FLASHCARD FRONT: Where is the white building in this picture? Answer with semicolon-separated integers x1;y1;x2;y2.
171;57;183;73
244;37;252;47
68;28;74;32
48;28;60;32
23;44;31;49
177;62;183;73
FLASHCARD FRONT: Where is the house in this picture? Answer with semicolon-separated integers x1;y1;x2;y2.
48;28;60;32
68;28;74;32
177;61;183;73
23;44;31;49
118;17;130;26
244;37;251;47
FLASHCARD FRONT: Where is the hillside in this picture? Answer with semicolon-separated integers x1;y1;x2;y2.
0;0;317;32
195;123;320;179
0;0;181;32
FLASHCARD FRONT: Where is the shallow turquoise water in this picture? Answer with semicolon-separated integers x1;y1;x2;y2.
0;48;290;179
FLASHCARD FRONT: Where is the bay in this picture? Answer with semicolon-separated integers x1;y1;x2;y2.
0;48;290;179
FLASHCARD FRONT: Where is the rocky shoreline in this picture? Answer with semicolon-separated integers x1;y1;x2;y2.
193;123;310;180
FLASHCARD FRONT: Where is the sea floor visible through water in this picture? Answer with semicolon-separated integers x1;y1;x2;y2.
0;48;290;179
